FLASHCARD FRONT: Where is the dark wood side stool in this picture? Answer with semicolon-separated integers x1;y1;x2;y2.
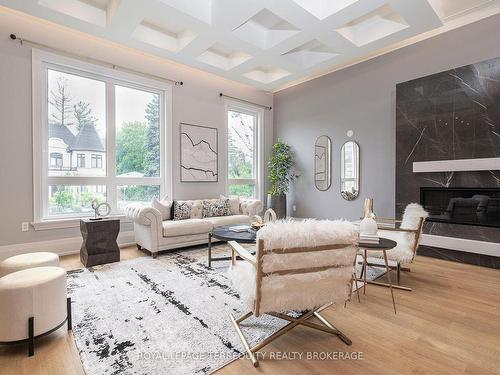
80;218;120;267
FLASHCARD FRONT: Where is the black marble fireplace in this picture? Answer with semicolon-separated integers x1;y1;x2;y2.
421;187;500;228
396;57;500;268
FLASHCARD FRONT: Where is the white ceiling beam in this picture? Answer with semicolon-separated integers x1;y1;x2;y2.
1;0;500;91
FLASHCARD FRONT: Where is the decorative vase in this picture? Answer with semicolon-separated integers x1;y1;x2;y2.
363;198;376;219
267;194;286;219
360;198;378;236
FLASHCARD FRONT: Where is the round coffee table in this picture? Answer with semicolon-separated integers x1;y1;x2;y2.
358;238;398;314
208;225;257;267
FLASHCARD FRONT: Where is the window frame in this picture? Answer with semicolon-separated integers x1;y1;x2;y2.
224;99;264;201
50;152;63;168
32;50;172;229
77;153;86;168
91;154;102;169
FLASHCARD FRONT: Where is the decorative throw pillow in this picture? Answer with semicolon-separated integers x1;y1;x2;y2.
202;198;231;218
190;200;204;219
152;197;172;221
220;195;240;215
173;200;193;221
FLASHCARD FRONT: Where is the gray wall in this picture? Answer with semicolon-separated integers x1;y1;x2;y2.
0;11;272;247
274;13;500;221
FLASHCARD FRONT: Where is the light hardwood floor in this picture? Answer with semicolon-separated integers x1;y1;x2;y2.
1;247;499;375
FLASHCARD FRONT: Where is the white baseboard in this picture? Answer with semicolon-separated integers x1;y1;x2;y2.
421;234;500;257
0;231;135;261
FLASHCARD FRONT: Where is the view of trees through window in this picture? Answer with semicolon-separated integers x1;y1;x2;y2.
46;68;161;217
227;109;257;198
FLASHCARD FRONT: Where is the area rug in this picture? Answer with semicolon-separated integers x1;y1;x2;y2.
67;245;384;375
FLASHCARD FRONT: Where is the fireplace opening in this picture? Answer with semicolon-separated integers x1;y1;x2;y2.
420;187;500;228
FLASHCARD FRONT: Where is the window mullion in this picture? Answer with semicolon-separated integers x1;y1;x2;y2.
106;80;117;213
40;64;49;220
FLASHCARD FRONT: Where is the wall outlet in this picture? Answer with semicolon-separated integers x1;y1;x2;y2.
21;222;29;232
292;205;297;212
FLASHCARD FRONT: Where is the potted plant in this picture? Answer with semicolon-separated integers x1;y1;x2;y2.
267;141;297;218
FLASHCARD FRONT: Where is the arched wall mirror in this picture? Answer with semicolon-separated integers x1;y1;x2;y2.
340;141;360;200
314;136;331;191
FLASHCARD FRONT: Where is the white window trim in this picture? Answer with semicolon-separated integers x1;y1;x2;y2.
224;99;264;202
32;49;172;230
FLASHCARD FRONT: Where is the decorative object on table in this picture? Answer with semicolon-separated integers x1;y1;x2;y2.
251;221;264;231
180;122;218;182
341;140;360;200
0;266;71;356
80;218;120;267
263;207;277;223
227;219;358;367
359;198;379;244
251;208;277;230
228;224;251;233
267;141;298;219
314;135;332;191
90;199;111;221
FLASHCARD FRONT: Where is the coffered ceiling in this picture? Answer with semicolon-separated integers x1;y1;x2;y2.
1;0;499;92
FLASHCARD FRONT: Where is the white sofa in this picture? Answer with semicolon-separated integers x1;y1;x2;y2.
125;198;263;258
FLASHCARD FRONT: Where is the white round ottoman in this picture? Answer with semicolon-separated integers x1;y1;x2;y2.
0;266;71;356
0;252;59;277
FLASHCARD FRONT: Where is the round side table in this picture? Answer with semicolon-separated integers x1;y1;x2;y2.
358;238;398;314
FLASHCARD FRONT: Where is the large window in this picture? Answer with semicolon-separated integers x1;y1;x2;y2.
226;103;262;199
33;51;171;225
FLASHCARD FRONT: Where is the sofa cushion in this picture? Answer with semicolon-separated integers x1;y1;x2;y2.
220;195;240;215
152;197;172;221
240;199;263;216
208;215;252;227
190;200;204;219
173;201;192;220
203;198;231;218
162;219;213;238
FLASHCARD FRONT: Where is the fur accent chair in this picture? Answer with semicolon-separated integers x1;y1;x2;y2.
226;219;359;367
366;203;428;283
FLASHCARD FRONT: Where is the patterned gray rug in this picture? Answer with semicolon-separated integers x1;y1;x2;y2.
67;245;384;375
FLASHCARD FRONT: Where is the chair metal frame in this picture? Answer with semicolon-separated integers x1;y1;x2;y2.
228;239;356;367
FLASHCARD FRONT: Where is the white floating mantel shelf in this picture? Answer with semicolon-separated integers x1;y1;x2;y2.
413;157;500;173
